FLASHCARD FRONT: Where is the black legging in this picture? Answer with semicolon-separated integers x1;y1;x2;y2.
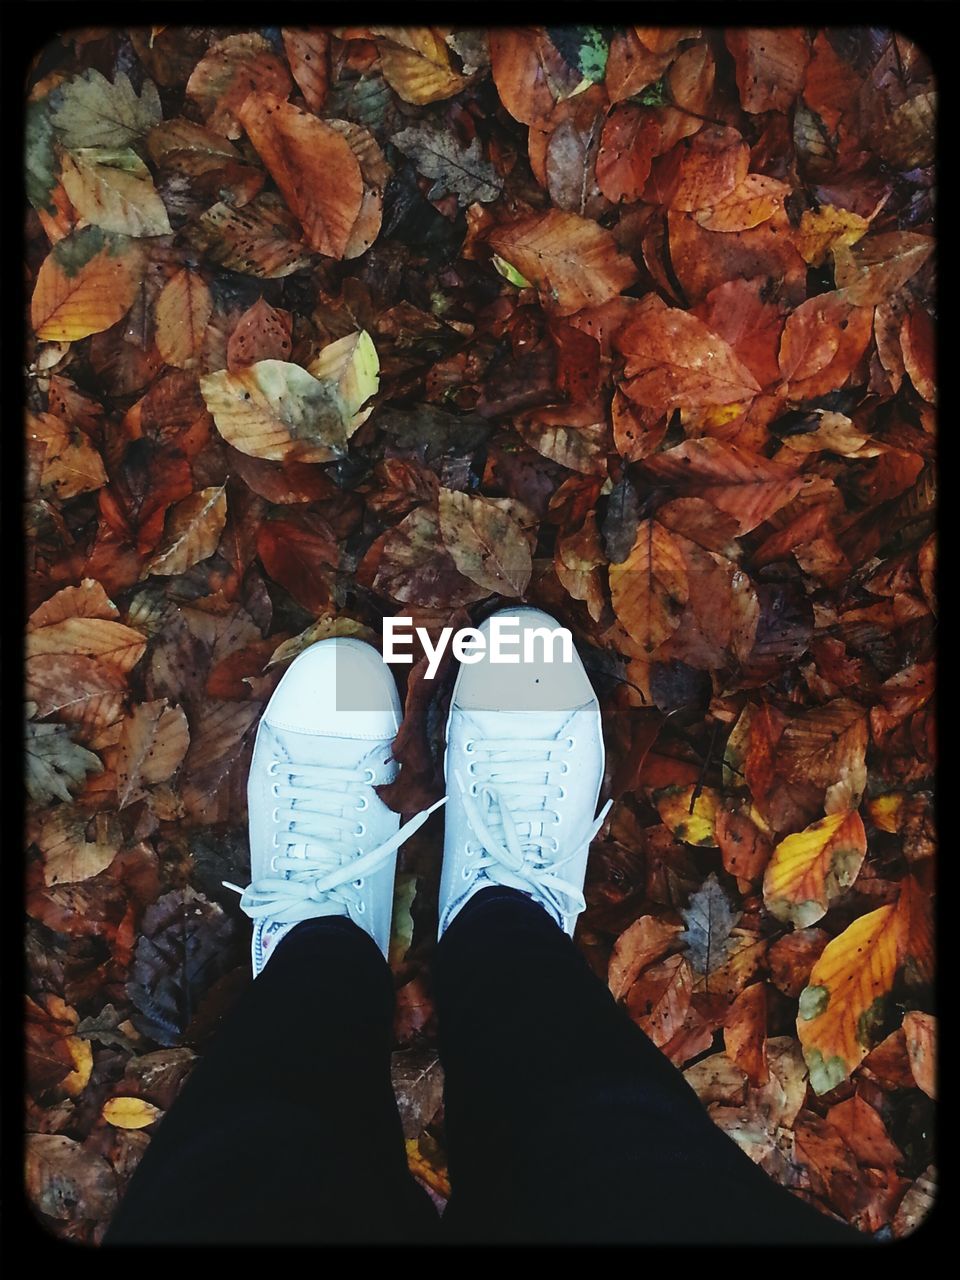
106;887;862;1244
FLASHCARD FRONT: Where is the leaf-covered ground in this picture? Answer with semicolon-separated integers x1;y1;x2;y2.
25;26;935;1241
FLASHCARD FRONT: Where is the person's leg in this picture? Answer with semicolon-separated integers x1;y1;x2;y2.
106;917;439;1244
435;886;861;1245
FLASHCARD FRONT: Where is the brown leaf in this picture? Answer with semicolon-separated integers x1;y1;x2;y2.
256;512;340;613
155;268;213;369
609;519;689;655
25;1134;118;1223
903;1011;936;1099
725;29;810;113
142;485;227;577
724;983;769;1086
768;928;829;999
185;32;292;139
116;700;190;808
438;487;532;597
642;439;802;536
608;915;682;1001
281;27;329;112
825;1095;903;1169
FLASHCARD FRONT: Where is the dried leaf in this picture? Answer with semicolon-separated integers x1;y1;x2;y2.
438;487;532;597
237;95;363;258
763;811;867;927
155;268;213;369
143;485;227;577
487;209;638;316
32;227;142;341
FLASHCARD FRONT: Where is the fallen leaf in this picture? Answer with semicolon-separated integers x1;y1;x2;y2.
51;68;161;149
31;227;142;341
60;147;171;237
155;268;213;369
797;902;905;1095
116;700;190;808
201;360;350;463
102;1096;163;1129
608;915;681;1000
487;209;638;316
680;872;741;976
143;485;227;577
903;1011;936;1099
609;520;689;654
438;487;532;597
237;94;363;259
763;810;867;927
185;32;292;139
724;983;769;1086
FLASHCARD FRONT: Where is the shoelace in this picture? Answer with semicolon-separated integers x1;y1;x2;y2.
224;760;445;924
454;737;612;922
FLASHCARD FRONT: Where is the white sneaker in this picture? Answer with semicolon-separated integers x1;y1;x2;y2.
227;638;442;976
439;608;611;937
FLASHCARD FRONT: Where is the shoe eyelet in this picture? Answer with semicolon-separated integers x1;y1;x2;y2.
271;833;279;849
469;783;479;797
271;784;279;797
271;806;280;822
564;736;576;750
268;761;280;776
553;813;562;826
462;867;473;880
355;822;366;837
363;767;376;782
356;901;366;914
467;762;477;777
549;837;560;853
559;761;569;775
356;796;369;811
558;786;567;801
354;878;364;889
270;854;280;871
464;739;475;754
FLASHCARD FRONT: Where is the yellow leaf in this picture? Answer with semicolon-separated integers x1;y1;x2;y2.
656;785;720;846
143;484;227;577
155;268;213;369
405;1138;451;1198
867;793;904;834
795;205;869;267
62;1036;93;1097
31;227;142;341
763;810;867;927
375;28;468;105
797;903;905;1095
102;1096;163;1129
306;330;379;434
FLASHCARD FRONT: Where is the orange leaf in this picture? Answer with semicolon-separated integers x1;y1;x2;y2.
31;228;142;342
617;303;761;411
487;209;637;316
797;902;906;1094
763;810;867;927
237;94;364;259
725;29;810;113
281;28;329;112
